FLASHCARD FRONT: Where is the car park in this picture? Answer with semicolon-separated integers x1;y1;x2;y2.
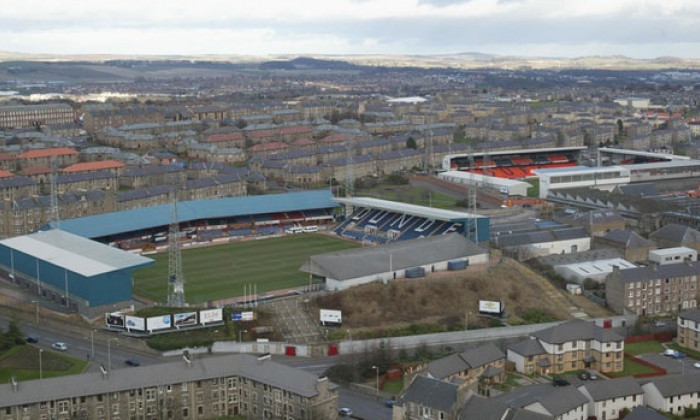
25;336;38;343
663;349;686;359
125;359;140;367
51;342;68;351
339;407;353;416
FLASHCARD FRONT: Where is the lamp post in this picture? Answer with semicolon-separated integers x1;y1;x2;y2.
39;349;43;380
84;330;95;360
108;338;118;371
372;365;379;397
31;300;39;325
239;329;247;343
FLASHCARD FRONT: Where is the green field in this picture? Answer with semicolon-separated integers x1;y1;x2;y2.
0;345;87;383
133;234;359;304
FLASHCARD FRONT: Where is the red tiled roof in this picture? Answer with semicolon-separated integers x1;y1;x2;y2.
291;138;315;146
21;166;51;175
0;153;16;161
0;170;13;178
249;130;278;140
18;148;79;159
320;134;346;143
61;160;125;173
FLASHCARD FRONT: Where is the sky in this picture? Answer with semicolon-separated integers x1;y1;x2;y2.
2;0;700;59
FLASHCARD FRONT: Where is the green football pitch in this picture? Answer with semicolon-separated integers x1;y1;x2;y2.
132;234;359;304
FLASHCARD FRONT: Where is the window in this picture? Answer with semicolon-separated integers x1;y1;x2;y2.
58;400;69;414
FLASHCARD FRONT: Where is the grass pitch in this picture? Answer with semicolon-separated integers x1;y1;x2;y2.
133;234;359;304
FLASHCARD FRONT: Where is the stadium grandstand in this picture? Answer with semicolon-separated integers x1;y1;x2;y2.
49;190;338;251
441;147;585;179
332;197;489;245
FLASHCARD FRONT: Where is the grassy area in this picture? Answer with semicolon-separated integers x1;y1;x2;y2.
625;340;665;356
356;185;457;209
0;345;87;382
606;358;657;378
668;343;700;360
133;234;359;303
382;378;404;395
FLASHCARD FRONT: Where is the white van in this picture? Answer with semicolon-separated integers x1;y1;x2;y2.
303;225;319;232
285;226;303;234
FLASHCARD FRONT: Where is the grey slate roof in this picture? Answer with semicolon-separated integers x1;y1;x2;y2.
603;229;656;249
302;233;486;281
497;383;588;417
459;395;554;420
531;319;623;344
399;375;458;412
679;308;700;323
578;376;643;401
624;406;669;420
499;227;588;248
617;261;700;284
0;354;323;407
650;223;700;244
507;339;545;356
643;372;700;397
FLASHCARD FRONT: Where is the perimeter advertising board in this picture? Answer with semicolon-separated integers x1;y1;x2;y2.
106;312;125;328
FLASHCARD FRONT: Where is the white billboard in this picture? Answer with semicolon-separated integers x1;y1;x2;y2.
174;312;198;327
320;309;342;326
125;315;146;331
199;308;223;324
147;314;172;331
479;300;503;314
231;311;255;322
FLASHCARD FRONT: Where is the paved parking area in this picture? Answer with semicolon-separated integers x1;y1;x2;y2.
638;352;699;375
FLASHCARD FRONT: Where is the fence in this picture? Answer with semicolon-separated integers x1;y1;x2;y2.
625;332;673;344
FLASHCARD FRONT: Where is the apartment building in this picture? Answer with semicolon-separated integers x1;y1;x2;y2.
393;376;462;420
605;262;699;316
641;373;700;417
414;343;506;388
677;308;700;352
0;103;75;128
507;320;624;375
0;354;338;420
17;147;79;169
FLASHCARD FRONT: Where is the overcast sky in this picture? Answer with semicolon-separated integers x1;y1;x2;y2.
2;0;699;59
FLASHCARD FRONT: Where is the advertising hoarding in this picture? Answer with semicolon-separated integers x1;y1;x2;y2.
320;309;342;326
199;308;223;324
125;315;146;331
147;314;172;331
479;300;503;314
106;312;125;328
173;312;198;327
231;311;255;322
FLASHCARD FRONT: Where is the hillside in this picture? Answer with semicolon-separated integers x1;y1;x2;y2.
313;255;612;334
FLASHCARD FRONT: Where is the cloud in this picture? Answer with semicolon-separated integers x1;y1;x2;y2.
0;0;699;58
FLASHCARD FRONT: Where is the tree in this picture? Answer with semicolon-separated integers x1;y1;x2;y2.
616;119;624;134
6;320;24;346
406;137;417;149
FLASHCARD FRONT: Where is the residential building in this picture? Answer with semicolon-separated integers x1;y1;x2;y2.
576;376;644;420
0;353;338;420
458;395;553;420
413;343;505;388
496;383;589;420
17;147;79;169
605;261;699;316
392;375;462;420
0;103;75;128
506;319;624;375
677;308;700;352
641;373;700;417
495;227;591;261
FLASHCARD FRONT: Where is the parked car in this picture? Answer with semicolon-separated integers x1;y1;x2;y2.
385;400;396;408
663;349;686;359
694;361;700;369
125;359;140;367
588;371;598;380
25;336;38;343
577;372;589;380
552;375;570;386
51;342;68;351
339;407;353;417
